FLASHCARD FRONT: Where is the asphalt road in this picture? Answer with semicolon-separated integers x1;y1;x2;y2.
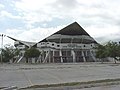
0;63;120;89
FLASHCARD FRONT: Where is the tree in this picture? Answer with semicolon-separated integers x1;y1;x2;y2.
96;44;108;63
96;41;120;63
0;45;20;63
24;47;40;58
105;41;120;63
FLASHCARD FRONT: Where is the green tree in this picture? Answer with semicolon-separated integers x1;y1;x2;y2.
24;47;40;58
96;41;120;64
1;45;20;63
96;44;108;63
105;41;120;63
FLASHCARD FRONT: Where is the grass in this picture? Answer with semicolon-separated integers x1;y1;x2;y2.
20;78;120;89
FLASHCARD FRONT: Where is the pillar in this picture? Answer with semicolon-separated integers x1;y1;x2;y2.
53;51;55;63
43;50;50;63
90;50;96;62
59;50;63;63
48;51;51;63
71;50;76;62
82;51;86;62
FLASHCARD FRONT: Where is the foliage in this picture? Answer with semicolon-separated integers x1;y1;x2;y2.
96;44;107;59
0;45;20;62
24;47;40;58
106;41;120;63
96;41;120;63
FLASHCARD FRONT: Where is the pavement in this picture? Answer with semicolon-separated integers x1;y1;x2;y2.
0;63;120;89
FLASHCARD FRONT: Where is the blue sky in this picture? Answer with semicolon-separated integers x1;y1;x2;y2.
0;0;120;46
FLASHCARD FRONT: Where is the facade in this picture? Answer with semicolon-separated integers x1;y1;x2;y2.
33;22;98;63
12;22;98;63
7;36;36;63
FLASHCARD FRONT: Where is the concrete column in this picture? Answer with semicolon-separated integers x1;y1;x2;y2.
48;51;51;63
36;55;40;63
85;51;87;56
43;51;50;63
90;50;96;62
71;50;76;62
59;50;63;63
82;51;86;62
53;51;55;63
39;55;42;63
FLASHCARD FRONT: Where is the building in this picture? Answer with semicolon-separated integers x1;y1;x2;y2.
10;22;98;63
7;36;36;63
33;22;98;63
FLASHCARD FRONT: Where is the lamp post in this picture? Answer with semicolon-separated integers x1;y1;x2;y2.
0;34;5;63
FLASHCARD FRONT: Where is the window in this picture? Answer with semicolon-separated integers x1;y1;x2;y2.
57;45;60;47
52;44;54;46
84;45;86;47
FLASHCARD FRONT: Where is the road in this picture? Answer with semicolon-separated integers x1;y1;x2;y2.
0;63;120;89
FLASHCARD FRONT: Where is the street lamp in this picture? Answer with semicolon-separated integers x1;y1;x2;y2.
0;34;6;63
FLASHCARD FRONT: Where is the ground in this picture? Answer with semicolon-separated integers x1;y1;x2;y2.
0;62;120;89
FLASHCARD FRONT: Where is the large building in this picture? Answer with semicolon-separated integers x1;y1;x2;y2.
33;22;98;63
11;22;98;63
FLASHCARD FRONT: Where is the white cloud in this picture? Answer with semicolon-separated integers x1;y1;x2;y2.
15;0;56;11
1;0;120;46
85;25;120;43
14;0;119;25
3;25;64;45
86;26;119;37
14;0;57;28
0;10;22;19
0;4;4;9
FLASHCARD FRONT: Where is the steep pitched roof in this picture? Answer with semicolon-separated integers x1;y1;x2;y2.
32;22;97;47
54;22;90;36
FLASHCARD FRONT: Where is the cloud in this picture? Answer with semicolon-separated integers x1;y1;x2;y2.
15;0;56;11
13;0;57;28
85;25;120;43
0;4;4;9
54;0;79;9
11;0;120;24
4;25;64;43
0;10;22;19
1;0;120;47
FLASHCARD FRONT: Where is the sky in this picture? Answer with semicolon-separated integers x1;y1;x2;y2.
0;0;120;47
